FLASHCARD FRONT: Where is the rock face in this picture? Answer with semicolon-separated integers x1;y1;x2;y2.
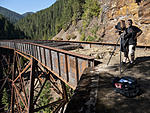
99;0;150;45
54;0;150;46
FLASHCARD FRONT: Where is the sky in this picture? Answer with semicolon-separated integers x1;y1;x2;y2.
0;0;56;14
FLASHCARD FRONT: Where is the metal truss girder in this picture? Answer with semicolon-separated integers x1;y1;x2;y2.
1;49;70;113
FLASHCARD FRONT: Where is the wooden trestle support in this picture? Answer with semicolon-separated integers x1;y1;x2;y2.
0;49;69;113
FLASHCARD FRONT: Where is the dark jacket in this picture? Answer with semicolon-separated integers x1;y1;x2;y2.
120;29;128;52
125;26;142;45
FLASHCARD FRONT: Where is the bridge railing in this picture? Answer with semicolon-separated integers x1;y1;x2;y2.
0;40;95;89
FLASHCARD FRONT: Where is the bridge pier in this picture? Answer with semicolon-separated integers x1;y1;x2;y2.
10;51;16;113
28;58;37;113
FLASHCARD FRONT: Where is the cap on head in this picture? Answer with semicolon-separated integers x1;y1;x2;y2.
128;19;133;24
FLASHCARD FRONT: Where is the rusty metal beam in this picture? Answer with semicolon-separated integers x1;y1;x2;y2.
34;99;63;112
65;55;69;82
13;83;28;111
37;60;76;89
28;58;37;113
75;57;79;83
10;51;16;113
0;77;8;93
61;82;69;103
49;74;63;95
33;79;47;105
53;101;65;113
15;51;31;60
13;61;31;83
20;76;28;106
14;93;23;113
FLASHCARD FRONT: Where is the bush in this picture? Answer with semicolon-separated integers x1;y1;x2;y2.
80;33;86;41
86;35;95;41
66;34;77;40
54;37;63;40
2;88;9;111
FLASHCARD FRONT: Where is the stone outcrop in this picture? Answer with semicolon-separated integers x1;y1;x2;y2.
54;0;150;46
99;0;150;45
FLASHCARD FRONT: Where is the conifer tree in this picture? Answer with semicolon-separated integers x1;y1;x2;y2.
2;88;9;111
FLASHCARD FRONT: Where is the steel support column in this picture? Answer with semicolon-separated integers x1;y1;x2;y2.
28;58;37;113
10;51;16;113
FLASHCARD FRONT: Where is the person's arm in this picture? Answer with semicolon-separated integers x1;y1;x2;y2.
124;31;132;39
134;26;142;40
136;30;142;37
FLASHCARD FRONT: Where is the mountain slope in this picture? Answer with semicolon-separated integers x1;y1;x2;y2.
55;0;150;46
0;14;26;39
15;0;85;39
15;0;150;45
22;12;34;17
0;6;23;23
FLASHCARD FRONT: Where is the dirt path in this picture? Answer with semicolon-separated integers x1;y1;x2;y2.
72;46;150;113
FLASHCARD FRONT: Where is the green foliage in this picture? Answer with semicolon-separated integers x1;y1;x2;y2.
80;33;86;41
14;0;86;40
66;85;74;100
91;25;99;36
2;88;9;111
0;6;23;23
38;81;53;113
0;14;26;39
66;34;76;40
81;0;101;30
86;35;95;41
14;0;101;40
72;0;84;25
82;0;101;19
15;0;84;40
82;19;90;30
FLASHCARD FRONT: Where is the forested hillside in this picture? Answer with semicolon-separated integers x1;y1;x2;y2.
15;0;150;45
0;6;23;23
22;12;34;17
15;0;101;40
0;14;26;39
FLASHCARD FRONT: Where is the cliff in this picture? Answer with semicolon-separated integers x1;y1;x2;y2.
54;0;150;46
100;0;150;45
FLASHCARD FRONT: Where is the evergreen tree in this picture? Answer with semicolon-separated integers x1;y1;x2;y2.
0;14;26;39
38;81;53;113
15;0;101;40
2;88;9;111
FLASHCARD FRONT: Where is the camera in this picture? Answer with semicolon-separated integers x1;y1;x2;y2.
115;22;122;35
115;22;122;30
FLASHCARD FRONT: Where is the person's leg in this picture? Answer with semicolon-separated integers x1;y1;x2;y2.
122;45;129;63
123;52;128;63
129;45;135;63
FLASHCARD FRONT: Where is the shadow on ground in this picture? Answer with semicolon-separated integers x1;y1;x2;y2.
96;56;150;113
108;56;150;77
97;74;150;113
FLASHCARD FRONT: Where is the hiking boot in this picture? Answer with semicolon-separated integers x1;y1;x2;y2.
121;61;126;65
130;60;134;64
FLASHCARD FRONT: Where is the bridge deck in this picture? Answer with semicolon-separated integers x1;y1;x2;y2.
0;40;95;89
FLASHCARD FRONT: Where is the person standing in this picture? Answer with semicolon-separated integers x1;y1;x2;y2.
125;19;142;64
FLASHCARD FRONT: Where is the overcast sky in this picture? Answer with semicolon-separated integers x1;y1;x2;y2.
0;0;56;14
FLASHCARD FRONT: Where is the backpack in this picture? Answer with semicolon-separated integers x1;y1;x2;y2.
112;76;141;97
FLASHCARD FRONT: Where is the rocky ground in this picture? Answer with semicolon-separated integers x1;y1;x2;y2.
72;46;150;113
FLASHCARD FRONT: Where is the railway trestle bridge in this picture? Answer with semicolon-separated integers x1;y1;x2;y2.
0;40;97;113
0;40;149;113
